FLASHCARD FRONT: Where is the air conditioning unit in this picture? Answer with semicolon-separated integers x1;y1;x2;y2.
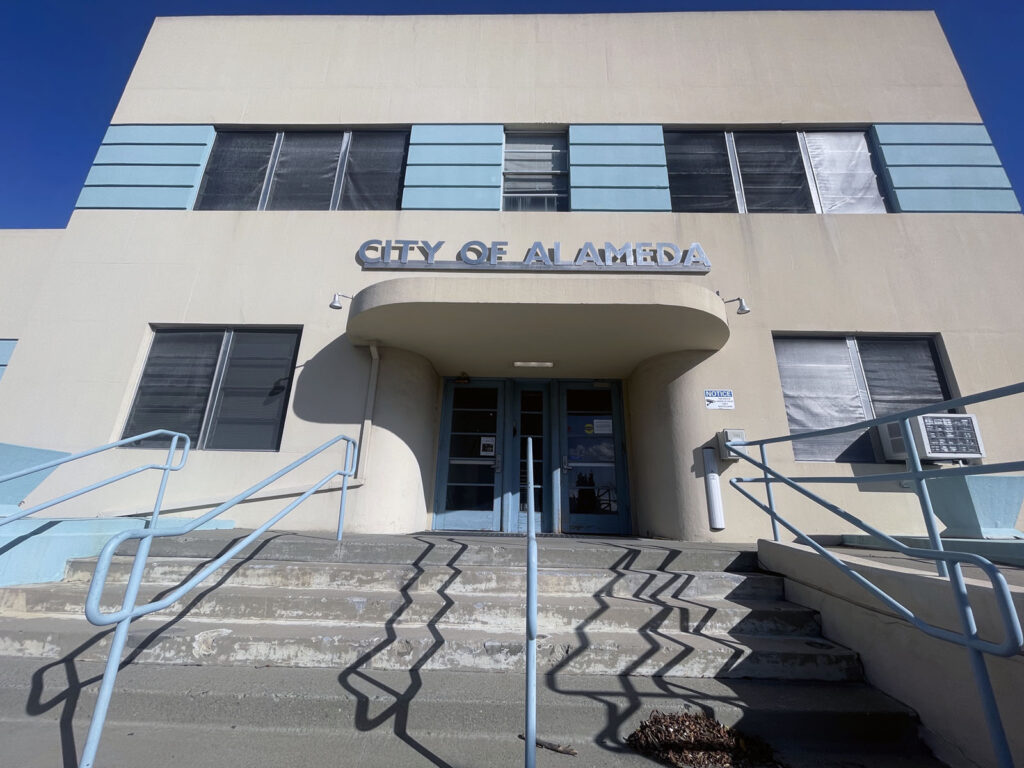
877;413;985;461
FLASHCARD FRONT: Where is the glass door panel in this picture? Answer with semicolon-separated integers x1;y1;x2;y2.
434;383;504;530
509;385;548;533
560;384;629;534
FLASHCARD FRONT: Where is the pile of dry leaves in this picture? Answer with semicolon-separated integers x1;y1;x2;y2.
626;710;785;768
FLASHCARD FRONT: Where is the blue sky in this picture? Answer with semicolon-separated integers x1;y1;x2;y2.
1;0;1021;228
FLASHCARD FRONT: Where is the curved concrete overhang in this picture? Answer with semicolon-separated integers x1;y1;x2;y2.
347;276;730;378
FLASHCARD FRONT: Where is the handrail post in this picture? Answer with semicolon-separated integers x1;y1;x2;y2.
337;439;357;542
81;435;182;767
900;417;948;578
524;437;537;768
760;444;780;542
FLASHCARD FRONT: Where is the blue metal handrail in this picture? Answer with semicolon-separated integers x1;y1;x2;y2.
76;433;357;768
725;381;1024;768
0;430;190;527
524;436;537;768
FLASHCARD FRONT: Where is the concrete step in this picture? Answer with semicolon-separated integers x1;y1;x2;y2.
0;581;821;636
115;530;760;572
0;659;942;768
0;615;861;680
64;555;785;600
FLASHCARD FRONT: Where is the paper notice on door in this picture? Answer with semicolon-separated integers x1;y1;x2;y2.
593;419;613;435
479;436;496;457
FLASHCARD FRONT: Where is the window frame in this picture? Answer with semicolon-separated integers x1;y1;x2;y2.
773;334;951;463
665;129;887;214
195;129;409;212
122;326;302;452
502;130;570;212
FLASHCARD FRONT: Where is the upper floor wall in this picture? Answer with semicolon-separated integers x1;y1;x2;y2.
112;12;980;127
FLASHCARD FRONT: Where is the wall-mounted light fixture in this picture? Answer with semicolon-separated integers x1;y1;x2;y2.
329;292;352;310
716;291;751;315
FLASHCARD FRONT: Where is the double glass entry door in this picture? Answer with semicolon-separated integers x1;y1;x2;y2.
434;379;629;535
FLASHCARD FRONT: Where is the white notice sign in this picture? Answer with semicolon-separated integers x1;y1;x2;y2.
479;436;496;457
704;389;735;410
593;418;613;435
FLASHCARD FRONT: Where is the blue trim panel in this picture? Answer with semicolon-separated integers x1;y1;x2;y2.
409;124;504;144
93;144;212;165
887;166;1012;189
872;123;992;145
894;189;1021;213
571;187;672;211
403;165;502;187
871;122;1020;213
573;191;675;215
402;187;503;210
77;186;198;209
879;144;1001;167
403;124;503;210
569;124;665;145
571;165;670;188
103;124;217;145
85;164;206;187
77;124;216;211
406;144;503;166
570;144;668;166
0;339;15;366
569;125;670;212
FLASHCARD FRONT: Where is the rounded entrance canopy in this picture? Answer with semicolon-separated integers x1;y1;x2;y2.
346;276;730;377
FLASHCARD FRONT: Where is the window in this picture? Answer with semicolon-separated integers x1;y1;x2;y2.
0;339;15;382
503;132;569;211
773;336;950;462
194;130;409;211
123;328;301;450
664;130;886;214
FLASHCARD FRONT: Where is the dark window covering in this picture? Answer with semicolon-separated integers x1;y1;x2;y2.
774;336;951;462
123;328;300;451
858;338;949;417
203;330;301;450
664;131;738;212
196;130;408;211
339;131;409;211
265;132;344;210
122;331;225;446
734;132;815;213
194;132;276;210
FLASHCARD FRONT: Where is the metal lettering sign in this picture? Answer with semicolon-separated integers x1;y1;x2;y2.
356;239;711;274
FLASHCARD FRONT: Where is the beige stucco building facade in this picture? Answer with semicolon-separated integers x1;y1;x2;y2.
1;11;1022;542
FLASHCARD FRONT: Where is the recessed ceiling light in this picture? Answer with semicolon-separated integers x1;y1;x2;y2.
513;361;554;368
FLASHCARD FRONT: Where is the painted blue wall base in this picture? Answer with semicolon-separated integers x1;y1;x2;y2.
0;516;234;587
0;443;71;505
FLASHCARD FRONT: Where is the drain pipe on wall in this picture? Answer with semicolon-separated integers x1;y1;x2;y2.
703;430;745;532
355;344;380;483
702;447;726;532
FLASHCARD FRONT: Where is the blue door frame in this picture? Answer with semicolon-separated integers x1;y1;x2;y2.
433;378;630;534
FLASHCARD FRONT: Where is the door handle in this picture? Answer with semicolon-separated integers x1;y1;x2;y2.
493;454;502;473
561;456;570;472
